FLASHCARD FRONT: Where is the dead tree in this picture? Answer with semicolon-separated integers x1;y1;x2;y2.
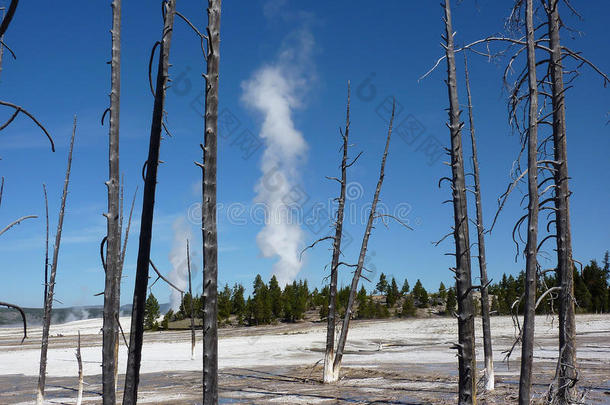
0;301;26;342
76;331;83;405
518;1;540;403
101;0;122;402
463;54;494;392
37;117;77;405
442;1;476;403
300;83;355;383
325;83;353;383
187;239;196;360
545;1;576;401
201;1;221;403
122;2;176;404
332;100;395;380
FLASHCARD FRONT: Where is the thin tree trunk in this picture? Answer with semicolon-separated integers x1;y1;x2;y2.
442;1;476;403
546;1;577;401
324;82;351;384
102;0;122;402
122;2;176;404
187;239;196;360
76;331;83;405
464;53;494;392
518;1;540;403
36;117;77;405
202;1;221;403
43;184;49;307
333;101;395;377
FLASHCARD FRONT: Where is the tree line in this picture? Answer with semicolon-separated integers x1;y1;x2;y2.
143;250;609;330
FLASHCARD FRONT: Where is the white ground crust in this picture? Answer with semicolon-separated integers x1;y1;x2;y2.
0;315;608;378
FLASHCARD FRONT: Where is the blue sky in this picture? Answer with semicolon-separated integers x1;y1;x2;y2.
0;0;608;308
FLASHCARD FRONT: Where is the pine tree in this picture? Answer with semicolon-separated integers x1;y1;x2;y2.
445;287;457;315
376;273;388;295
231;283;246;323
401;294;416;317
356;285;369;319
438;282;447;301
387;277;400;307
218;284;232;323
144;293;160;330
401;278;410;294
268;275;283;321
412;279;429;308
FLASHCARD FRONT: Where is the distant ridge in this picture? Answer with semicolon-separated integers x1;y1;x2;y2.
0;303;171;327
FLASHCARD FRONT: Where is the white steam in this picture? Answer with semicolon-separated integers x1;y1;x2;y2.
167;217;197;310
242;28;314;286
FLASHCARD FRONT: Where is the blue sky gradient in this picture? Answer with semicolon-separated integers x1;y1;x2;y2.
0;0;608;308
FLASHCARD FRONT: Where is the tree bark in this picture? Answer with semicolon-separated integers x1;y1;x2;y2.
202;1;221;404
122;2;176;404
324;82;351;384
442;1;476;403
76;331;83;405
187;239;196;360
36;117;77;405
546;1;577;401
518;1;540;403
102;0;122;402
333;101;395;377
464;53;494;392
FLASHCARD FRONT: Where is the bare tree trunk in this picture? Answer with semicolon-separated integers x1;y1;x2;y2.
0;0;18;38
122;2;176;404
324;83;351;384
202;1;221;403
76;331;83;405
442;1;476;403
37;117;77;405
464;54;494;392
43;184;49;305
518;1;540;403
333;101;395;378
546;1;577;401
187;239;196;360
102;0;122;402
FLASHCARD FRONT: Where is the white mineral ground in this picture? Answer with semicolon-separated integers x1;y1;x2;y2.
0;314;609;404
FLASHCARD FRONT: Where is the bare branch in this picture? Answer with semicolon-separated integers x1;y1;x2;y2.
0;100;54;151
0;215;36;237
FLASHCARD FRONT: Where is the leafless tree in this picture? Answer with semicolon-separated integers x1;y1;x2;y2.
187;239;196;360
122;1;176;403
301;83;357;383
200;1;221;403
101;0;122;402
463;53;494;392
76;331;83;405
442;1;476;403
324;83;353;383
544;1;577;402
37;117;77;405
518;1;540;403
332;100;395;381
